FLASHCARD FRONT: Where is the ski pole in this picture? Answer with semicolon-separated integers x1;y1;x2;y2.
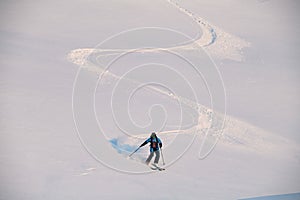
160;148;165;165
128;146;141;157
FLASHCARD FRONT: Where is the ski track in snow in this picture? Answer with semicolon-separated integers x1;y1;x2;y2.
67;0;298;161
74;167;96;176
67;0;251;67
166;0;250;61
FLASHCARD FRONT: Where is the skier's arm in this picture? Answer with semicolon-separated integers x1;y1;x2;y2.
140;138;150;147
158;138;162;148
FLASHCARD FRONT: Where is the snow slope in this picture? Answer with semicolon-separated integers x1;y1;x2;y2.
67;0;298;167
1;0;300;199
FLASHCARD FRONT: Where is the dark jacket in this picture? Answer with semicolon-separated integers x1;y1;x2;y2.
140;136;162;152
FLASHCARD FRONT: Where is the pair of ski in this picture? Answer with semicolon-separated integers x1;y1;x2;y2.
149;163;165;171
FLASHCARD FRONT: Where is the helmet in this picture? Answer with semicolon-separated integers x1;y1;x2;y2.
151;132;156;138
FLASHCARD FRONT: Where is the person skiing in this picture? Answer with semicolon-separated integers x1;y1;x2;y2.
139;132;162;166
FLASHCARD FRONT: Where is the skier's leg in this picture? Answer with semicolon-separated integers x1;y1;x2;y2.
154;150;160;164
145;152;154;165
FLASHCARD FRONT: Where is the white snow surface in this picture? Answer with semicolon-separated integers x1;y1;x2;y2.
1;0;300;199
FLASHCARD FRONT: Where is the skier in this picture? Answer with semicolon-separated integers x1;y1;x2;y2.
140;132;162;166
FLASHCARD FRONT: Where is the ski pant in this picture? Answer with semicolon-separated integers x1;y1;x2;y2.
146;150;160;164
